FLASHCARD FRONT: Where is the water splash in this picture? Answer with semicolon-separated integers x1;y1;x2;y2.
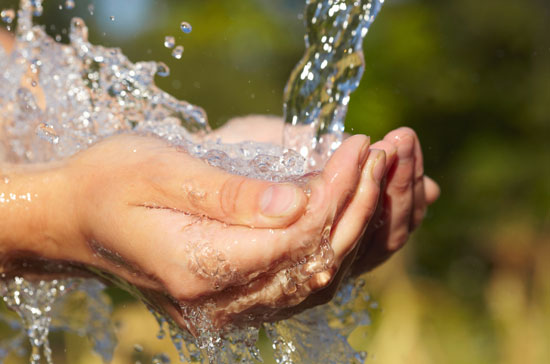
0;277;116;364
1;9;15;24
283;0;384;169
0;0;383;362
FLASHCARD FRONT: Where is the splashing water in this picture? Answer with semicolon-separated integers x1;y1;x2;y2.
283;0;384;169
0;0;383;362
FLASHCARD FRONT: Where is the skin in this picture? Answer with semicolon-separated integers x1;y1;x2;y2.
0;30;439;331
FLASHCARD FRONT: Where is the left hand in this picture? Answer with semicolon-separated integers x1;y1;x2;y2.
213;115;440;276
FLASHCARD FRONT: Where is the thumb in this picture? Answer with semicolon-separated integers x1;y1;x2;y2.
151;149;308;228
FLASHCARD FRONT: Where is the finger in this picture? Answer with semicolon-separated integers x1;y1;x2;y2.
370;140;398;169
424;176;440;204
380;127;416;251
330;149;385;262
317;134;370;218
150;148;308;229
411;130;427;230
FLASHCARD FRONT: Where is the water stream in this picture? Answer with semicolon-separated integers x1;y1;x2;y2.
0;0;383;362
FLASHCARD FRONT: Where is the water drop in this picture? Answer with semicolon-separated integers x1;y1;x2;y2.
180;21;192;34
65;0;75;10
152;353;171;364
156;62;170;77
133;344;143;353
87;4;94;15
109;15;115;21
31;0;44;16
70;17;89;42
164;35;175;48
36;123;60;145
171;45;184;60
1;9;15;24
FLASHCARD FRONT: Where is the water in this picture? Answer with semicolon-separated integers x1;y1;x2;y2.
0;0;383;362
283;0;384;169
1;9;15;24
164;36;175;49
172;45;184;60
180;22;192;34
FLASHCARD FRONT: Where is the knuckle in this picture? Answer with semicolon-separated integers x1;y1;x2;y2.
399;126;418;139
391;178;413;194
219;176;246;217
388;229;409;251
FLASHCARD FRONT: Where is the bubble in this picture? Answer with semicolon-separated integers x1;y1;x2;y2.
36;123;60;145
180;21;192;33
65;0;75;10
163;35;175;48
1;9;15;23
171;45;184;59
156;62;170;77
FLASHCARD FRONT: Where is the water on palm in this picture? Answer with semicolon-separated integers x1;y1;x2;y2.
0;0;382;362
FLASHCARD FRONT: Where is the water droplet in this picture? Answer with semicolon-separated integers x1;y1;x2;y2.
109;15;115;21
171;45;184;60
70;17;89;42
133;344;143;353
31;0;44;16
65;0;75;10
152;353;171;364
36;123;60;145
87;4;94;15
180;21;192;34
164;36;175;48
156;62;170;77
55;34;62;42
1;9;15;24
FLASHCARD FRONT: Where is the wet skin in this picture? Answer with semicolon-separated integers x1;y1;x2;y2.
0;31;439;331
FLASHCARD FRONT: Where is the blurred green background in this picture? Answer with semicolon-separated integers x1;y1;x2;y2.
1;0;549;363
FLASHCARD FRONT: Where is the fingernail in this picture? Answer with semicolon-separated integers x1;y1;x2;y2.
370;150;385;183
359;138;370;166
261;184;299;217
396;134;414;159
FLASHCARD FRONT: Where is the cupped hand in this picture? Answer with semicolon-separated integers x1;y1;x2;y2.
215;115;440;273
2;132;382;332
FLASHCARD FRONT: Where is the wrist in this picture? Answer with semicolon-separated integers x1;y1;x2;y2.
0;161;76;266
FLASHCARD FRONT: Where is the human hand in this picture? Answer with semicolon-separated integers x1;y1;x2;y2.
350;127;440;275
0;132;383;332
215;116;440;273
